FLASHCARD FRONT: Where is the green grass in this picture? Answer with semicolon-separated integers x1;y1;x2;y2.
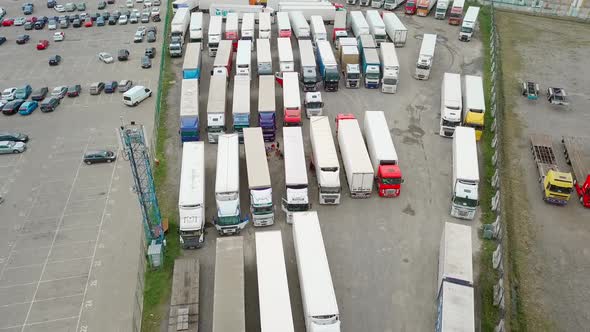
476;5;502;332
140;2;182;331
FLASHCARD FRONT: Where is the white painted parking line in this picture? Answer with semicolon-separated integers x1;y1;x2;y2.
19;136;91;331
0;315;78;330
5;256;93;271
0;292;84;309
0;274;90;290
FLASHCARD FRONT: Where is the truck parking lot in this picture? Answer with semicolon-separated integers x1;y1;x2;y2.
163;8;484;331
0;1;164;330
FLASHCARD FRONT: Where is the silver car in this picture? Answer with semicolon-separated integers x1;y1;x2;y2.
0;141;26;154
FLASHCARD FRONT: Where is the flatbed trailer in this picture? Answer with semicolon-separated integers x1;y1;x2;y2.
168;259;199;332
562;136;590;207
530;134;573;205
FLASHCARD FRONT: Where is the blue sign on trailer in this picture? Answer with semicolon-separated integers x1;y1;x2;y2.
180;79;200;142
182;43;202;80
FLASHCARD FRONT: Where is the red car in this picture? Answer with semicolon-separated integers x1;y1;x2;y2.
26;16;38;23
84;18;93;27
1;19;15;27
36;40;49;50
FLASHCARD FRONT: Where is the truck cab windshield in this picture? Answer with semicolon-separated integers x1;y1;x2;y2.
548;184;572;194
217;215;240;226
384;78;398;85
461;27;473;33
417;63;430;70
453;196;478;208
348;73;360;79
382;177;403;185
217;192;238;201
253;205;273;214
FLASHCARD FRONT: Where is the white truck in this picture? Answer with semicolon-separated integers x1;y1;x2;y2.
451;126;479;219
212;40;234;77
208;16;223;56
241;13;255;44
437;282;475;332
232;76;250;143
172;0;198;13
212;237;245;332
372;0;384;8
440;72;462;137
350;11;370;38
338;118;374;198
379;42;399;94
292;211;341;331
383;0;405;10
189;12;203;43
415;33;436;80
310;116;341;204
383;12;408;47
304;92;323;118
255;231;295;332
341;45;361;89
257;38;273;75
170;8;190;56
277;11;292;38
282;127;310;224
435;0;449;19
225;13;239;50
366;10;387;45
333;10;348;43
236;39;252;78
200;0;250;11
178;142;205;249
279;5;337;23
244;128;274;226
438;222;473;295
310;15;327;45
258;12;272;39
459;6;480;42
207;75;227;143
182;43;202;80
214;134;247;234
299;39;319;92
289;11;311;39
278;37;295;73
209;4;272;19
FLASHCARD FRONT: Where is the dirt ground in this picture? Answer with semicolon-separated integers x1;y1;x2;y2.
498;11;590;331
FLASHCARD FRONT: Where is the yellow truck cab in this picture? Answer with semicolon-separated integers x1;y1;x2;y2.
463;75;485;141
543;169;573;204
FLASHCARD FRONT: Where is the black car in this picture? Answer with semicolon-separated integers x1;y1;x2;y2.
117;49;129;61
47;0;57;8
31;87;49;101
24;22;34;30
40;97;60;112
104;81;118;93
98;1;106;9
101;12;110;19
16;35;30;44
84;150;116;164
146;31;156;43
0;37;6;45
69;14;78;23
49;54;61;66
108;16;117;25
67;84;81;97
2;99;25;115
145;47;156;59
91;13;100;21
73;19;81;27
34;20;45;29
141;56;151;68
0;132;29;142
107;0;115;4
112;10;121;19
146;26;157;34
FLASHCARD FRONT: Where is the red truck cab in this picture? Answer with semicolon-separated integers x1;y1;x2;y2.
575;174;590;208
377;164;403;197
405;0;417;14
283;109;301;126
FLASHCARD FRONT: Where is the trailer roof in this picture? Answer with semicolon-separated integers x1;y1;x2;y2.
310;117;339;170
282;71;301;109
276;11;291;30
180;79;199;117
241;12;255;30
383;12;406;31
226;12;238;31
439;282;475;332
179;142;204;207
317;40;337;65
215;134;240;193
232;76;250;115
310;15;326;35
292;211;339;316
438;222;473;291
364;111;398;167
236;40;252;66
171;8;189;25
213;40;233;68
212;237;245;332
453;127;479;182
464;75;485;113
255;231;295;332
420;33;437;57
283;127;308;185
243;128;271;189
464;6;480;22
380;42;399;68
366;10;385;28
298;39;316;68
182;43;202;70
350;11;369;29
258;75;276;112
444;72;462;109
257;38;272;64
189;12;202;30
207;75;227;114
277;37;294;62
338;120;373;173
208;15;222;34
562;136;590;182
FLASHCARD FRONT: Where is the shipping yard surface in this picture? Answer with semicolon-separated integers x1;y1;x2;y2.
0;0;165;330
498;12;590;331
162;8;484;331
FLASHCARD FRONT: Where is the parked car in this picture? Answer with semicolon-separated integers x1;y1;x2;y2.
118;48;129;60
126;0;134;7
65;2;76;11
0;37;6;45
146;31;156;42
133;31;144;43
84;17;93;27
144;46;156;59
118;80;133;92
104;81;118;93
37;39;50;50
53;31;65;41
151;6;159;15
26;16;38;23
0;132;29;142
49;54;62;66
16;35;30;44
98;52;114;63
130;13;139;24
77;2;86;11
108;16;117;25
31;87;48;101
140;13;150;23
118;15;128;24
146;25;156;34
144;0;153;7
89;82;105;95
59;19;69;28
1;88;17;101
23;5;34;15
24;21;34;30
101;11;110;19
84;150;116;164
48;19;57;29
72;18;81;27
40;97;60;112
98;1;107;9
153;0;160;4
112;10;121;19
141;55;151;68
54;4;65;12
123;86;151;106
51;86;68;99
2;100;25;115
0;141;27;154
18;101;38;115
14;85;32;100
48;0;57;8
96;16;105;26
1;18;15;27
34;20;45;29
15;17;27;26
66;84;81;97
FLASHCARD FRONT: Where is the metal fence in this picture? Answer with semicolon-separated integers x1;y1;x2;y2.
482;0;590;20
482;3;509;331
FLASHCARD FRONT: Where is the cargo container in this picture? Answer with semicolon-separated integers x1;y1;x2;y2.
337;118;374;198
207;76;227;143
277;12;292;38
310;116;341;204
282;72;302;126
310;15;327;45
416;0;437;16
437;222;473;294
178;142;205;248
366;10;387;45
225;13;239;51
212;237;245;332
189;12;203;43
299;39;319;92
208;16;223;56
459;6;479;41
435;0;449;19
332;10;348;43
379;42;399;93
282;127;310;223
180;79;200;142
236;39;252;78
182;43;202;80
259;12;272;39
462;75;485;140
451;127;479;219
279;5;337;23
257;38;273;75
244;128;274;226
232;76;250;143
448;0;466;25
383;12;407;47
278;37;295;73
350;11;370;37
436;282;475;332
415;33;436;80
340;45;361;89
241;13;255;43
383;0;406;10
316;40;340;92
258;75;277;141
212;40;234;77
289;11;310;39
362;47;380;89
440;72;462;137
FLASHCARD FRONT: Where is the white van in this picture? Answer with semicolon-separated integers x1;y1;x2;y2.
123;86;152;106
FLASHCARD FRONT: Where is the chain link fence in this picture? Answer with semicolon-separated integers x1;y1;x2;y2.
482;0;590;20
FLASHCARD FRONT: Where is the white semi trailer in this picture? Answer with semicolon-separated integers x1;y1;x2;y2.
244;128;274;227
292;211;341;332
451;126;479;219
282;127;310;223
337;118;374;198
440;72;462;137
212;237;245;332
178;142;205;249
415;33;436;80
310;116;341;204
